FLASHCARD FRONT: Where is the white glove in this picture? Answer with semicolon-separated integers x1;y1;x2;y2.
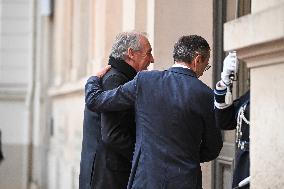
221;52;238;85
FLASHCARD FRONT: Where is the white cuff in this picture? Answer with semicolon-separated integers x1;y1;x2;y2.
214;101;231;109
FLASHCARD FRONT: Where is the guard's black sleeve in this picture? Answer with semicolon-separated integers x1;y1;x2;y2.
215;105;237;130
214;84;238;130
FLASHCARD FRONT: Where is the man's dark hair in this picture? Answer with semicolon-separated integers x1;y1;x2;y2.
173;35;210;63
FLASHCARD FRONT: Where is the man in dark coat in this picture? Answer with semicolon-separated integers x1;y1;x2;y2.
79;32;154;189
85;35;223;189
0;130;4;163
214;52;250;189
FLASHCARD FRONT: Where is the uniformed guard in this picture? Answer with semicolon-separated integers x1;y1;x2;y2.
214;52;250;189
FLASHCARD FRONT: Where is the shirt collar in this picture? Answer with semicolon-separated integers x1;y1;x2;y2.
172;63;191;70
168;67;197;78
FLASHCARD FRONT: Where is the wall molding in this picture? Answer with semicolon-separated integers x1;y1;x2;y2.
236;39;284;68
0;84;27;100
48;78;86;98
224;4;284;52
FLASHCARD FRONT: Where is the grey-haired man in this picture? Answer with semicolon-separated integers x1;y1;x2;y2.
79;32;154;189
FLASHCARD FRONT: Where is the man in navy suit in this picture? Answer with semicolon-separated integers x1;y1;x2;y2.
85;35;223;189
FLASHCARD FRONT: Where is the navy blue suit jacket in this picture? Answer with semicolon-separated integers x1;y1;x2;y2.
85;67;223;189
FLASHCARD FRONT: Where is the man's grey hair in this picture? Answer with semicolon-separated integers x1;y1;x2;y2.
110;31;148;60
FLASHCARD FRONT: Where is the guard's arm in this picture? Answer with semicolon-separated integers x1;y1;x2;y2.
214;82;238;130
214;52;240;130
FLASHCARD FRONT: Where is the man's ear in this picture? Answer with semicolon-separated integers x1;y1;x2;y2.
194;54;204;68
127;48;135;59
192;55;200;69
195;54;202;63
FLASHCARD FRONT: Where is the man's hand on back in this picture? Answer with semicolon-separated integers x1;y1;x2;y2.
95;65;111;78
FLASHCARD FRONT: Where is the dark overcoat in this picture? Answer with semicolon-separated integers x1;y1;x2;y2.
0;130;4;163
85;67;223;189
79;57;136;189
